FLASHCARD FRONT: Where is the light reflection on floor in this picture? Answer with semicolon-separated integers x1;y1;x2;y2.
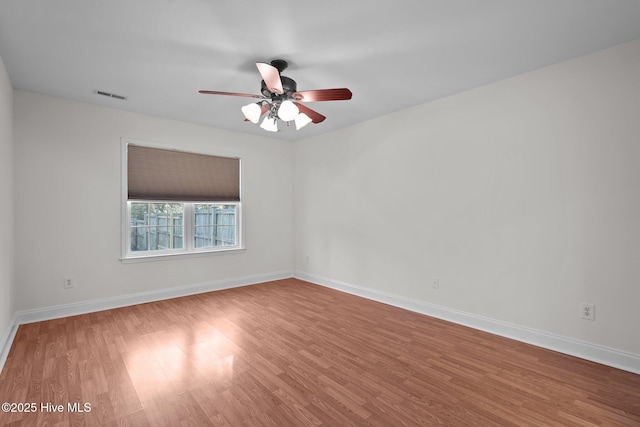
122;329;236;401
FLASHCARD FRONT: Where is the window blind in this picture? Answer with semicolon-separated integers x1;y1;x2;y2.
127;144;240;202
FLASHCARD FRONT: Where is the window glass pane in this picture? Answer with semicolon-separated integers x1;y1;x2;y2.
130;203;184;252
194;204;237;248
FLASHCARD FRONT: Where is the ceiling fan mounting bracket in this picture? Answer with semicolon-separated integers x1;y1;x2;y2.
270;59;288;73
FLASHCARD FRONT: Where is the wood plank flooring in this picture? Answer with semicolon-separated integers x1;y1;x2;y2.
1;278;639;426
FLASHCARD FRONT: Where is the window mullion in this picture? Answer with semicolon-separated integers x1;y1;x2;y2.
184;203;194;251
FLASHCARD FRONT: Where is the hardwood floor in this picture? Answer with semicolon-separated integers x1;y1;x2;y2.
1;278;639;426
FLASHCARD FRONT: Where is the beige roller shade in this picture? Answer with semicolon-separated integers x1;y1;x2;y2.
127;144;240;201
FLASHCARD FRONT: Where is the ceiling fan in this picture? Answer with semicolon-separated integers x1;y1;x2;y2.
199;59;352;132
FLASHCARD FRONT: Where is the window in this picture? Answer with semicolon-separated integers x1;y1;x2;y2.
193;203;238;248
122;141;242;260
130;202;184;252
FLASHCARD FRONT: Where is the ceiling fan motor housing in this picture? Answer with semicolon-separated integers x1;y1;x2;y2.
261;76;297;99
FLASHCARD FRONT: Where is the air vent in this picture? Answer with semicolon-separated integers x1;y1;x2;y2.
94;90;127;100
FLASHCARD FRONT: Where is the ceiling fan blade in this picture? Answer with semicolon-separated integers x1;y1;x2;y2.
293;88;352;102
199;90;264;99
256;62;284;95
294;102;326;123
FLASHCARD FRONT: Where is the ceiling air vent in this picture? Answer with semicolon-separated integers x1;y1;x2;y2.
94;90;127;100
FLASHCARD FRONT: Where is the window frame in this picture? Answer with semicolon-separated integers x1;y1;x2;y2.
121;138;244;262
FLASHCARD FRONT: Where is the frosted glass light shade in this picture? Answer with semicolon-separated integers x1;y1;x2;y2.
260;116;278;132
295;113;313;130
241;103;262;124
278;100;299;121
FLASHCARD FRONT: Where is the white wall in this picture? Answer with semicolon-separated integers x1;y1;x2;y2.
13;91;294;311
0;56;14;344
295;39;640;356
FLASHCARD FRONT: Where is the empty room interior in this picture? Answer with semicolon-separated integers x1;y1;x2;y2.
1;1;640;425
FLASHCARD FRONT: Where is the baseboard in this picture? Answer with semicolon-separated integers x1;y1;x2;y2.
0;313;19;374
294;271;640;375
15;270;293;325
0;270;293;373
4;270;638;376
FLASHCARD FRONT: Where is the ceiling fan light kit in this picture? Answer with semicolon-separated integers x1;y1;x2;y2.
294;113;313;130
200;59;352;133
277;100;299;121
260;115;278;132
241;103;262;124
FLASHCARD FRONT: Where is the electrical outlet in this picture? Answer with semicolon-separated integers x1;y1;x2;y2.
580;303;595;321
432;277;439;289
63;276;74;289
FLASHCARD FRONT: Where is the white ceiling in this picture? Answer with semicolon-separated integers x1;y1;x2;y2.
1;1;640;141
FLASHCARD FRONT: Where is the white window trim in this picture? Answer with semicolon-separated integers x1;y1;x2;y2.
120;138;245;262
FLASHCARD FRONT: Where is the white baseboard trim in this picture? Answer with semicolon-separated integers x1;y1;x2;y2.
294;271;640;375
4;271;638;376
0;313;19;374
0;270;293;373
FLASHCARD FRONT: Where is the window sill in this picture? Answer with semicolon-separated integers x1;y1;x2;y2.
120;247;246;264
